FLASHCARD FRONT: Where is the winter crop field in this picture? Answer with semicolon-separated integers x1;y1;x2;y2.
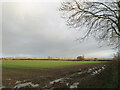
2;60;104;70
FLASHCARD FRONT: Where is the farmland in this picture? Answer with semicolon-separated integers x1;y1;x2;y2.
2;60;118;89
2;60;104;70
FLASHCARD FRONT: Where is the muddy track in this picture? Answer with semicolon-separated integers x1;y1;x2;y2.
43;64;107;89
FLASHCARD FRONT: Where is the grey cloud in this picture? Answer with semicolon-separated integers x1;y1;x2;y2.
2;2;114;58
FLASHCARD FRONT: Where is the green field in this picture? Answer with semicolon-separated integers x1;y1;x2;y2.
2;60;103;70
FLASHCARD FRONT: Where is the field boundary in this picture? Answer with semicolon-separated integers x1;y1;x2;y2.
1;57;112;61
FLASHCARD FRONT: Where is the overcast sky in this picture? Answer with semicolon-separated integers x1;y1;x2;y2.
1;1;116;58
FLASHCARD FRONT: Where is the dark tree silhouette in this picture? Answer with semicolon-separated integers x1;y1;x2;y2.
59;0;120;48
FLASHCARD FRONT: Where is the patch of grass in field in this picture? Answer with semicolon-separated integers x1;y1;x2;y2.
2;60;103;70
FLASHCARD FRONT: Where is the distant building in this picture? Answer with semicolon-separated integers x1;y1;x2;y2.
77;56;84;60
94;58;98;61
48;56;52;59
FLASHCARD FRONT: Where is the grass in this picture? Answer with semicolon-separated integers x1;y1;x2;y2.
2;60;103;70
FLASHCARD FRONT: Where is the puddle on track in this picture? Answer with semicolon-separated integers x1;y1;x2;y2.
91;66;106;75
70;82;79;88
13;82;39;89
50;78;64;84
0;86;6;89
15;81;22;84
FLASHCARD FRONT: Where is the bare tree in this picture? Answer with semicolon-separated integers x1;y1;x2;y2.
59;0;120;48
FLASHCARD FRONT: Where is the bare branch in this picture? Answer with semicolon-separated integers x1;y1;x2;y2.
59;0;120;48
